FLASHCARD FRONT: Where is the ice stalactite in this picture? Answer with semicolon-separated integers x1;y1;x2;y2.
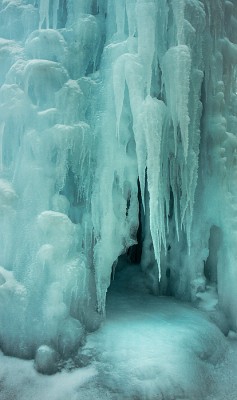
162;45;191;159
0;0;236;367
39;0;50;29
39;0;60;30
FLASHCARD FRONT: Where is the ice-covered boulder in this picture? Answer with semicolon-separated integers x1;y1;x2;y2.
34;345;59;375
25;29;67;64
37;210;76;252
57;317;85;358
23;60;69;108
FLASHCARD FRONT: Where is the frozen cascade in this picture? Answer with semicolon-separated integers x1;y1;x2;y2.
0;0;236;391
39;0;50;29
162;44;191;158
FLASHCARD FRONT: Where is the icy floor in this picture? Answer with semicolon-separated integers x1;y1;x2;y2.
0;269;237;400
206;339;237;400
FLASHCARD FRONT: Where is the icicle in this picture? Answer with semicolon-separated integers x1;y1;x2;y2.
125;0;137;37
142;96;167;280
136;0;157;94
171;0;185;45
114;52;146;206
39;0;50;30
53;0;60;30
162;45;191;159
156;0;169;63
113;55;125;139
115;0;126;36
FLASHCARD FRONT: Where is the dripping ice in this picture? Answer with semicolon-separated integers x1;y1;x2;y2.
0;0;237;398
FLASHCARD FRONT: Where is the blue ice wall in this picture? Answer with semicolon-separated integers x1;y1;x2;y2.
0;0;236;360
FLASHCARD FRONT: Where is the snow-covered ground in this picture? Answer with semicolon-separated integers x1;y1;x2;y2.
206;338;237;400
0;266;236;400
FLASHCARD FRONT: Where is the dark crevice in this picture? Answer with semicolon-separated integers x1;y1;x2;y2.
110;179;144;288
168;187;174;219
127;179;143;264
204;225;222;284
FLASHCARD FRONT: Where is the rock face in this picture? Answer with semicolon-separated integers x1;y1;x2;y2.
0;0;236;361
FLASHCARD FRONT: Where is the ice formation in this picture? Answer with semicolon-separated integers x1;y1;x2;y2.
0;0;237;376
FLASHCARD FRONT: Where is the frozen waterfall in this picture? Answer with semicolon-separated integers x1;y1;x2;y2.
0;0;237;397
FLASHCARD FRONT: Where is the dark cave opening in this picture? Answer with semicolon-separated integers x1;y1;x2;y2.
108;179;149;296
126;178;143;265
204;225;222;284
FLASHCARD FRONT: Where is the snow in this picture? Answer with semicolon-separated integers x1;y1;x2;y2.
0;353;98;400
0;274;236;399
206;339;237;400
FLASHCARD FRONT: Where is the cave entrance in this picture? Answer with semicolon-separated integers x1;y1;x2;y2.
108;179;145;295
204;225;222;284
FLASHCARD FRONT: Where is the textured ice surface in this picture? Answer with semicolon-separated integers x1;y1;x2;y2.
0;2;237;396
0;283;234;399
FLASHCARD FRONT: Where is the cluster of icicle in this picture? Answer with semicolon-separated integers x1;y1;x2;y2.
0;0;236;363
93;0;204;310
